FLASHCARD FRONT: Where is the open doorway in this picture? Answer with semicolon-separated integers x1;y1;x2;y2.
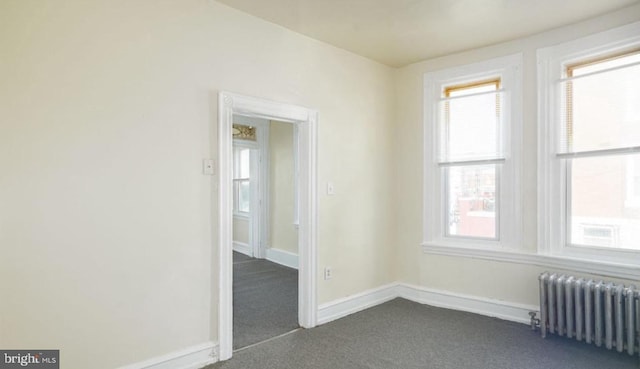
231;117;300;349
217;92;318;361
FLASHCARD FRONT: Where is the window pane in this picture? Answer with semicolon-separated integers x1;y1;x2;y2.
239;148;251;178
569;155;640;250
446;164;497;239
439;92;502;162
562;54;640;153
238;180;250;213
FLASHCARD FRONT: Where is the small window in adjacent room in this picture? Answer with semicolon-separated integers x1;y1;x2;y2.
538;21;640;264
423;54;523;251
233;147;251;215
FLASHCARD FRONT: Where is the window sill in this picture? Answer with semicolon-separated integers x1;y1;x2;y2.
421;242;640;280
233;212;249;220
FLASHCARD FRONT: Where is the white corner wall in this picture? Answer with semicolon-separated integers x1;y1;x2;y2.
232;217;249;245
0;1;395;368
393;4;640;305
268;121;298;256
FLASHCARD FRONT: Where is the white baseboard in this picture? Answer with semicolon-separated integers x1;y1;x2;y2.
317;283;537;327
117;342;218;369
397;283;537;325
317;283;398;325
265;248;298;269
233;241;252;257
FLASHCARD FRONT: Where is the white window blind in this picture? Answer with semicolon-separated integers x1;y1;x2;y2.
437;81;507;164
558;51;640;158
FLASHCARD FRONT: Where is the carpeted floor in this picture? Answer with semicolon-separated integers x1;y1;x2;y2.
210;298;637;369
233;251;298;349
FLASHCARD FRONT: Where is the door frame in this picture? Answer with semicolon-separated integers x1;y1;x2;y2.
217;92;318;361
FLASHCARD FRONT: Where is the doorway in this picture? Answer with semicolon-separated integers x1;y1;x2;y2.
217;92;318;361
231;118;299;349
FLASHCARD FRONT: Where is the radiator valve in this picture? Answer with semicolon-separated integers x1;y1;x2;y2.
529;311;540;331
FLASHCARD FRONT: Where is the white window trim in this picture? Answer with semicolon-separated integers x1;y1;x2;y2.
537;21;640;268
423;53;524;253
421;243;640;281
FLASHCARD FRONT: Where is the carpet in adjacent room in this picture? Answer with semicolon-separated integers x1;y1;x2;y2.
233;251;298;349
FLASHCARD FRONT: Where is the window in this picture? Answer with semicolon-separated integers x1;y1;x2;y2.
233;147;251;216
423;54;522;250
538;21;640;263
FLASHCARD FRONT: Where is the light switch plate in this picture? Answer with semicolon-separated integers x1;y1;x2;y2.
203;159;215;175
327;182;335;195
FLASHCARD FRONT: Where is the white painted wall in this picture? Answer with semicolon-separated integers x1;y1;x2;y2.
0;1;395;368
268;121;298;255
393;5;640;304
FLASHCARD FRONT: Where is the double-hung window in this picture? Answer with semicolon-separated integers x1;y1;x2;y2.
423;54;523;251
233;146;251;216
538;21;640;264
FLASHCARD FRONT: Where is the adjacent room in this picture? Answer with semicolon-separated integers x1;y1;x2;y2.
2;1;640;369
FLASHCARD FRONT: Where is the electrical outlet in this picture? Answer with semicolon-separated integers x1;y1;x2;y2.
324;267;332;280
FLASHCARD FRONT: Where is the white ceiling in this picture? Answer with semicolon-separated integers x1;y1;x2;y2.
216;0;639;67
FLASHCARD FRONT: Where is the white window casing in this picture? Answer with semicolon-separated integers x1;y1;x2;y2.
538;21;640;266
423;53;523;252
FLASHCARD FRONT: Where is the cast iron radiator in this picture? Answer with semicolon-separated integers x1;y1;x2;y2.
536;272;640;358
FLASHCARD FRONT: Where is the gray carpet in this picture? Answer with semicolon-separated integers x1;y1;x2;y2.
233;252;298;349
211;298;637;369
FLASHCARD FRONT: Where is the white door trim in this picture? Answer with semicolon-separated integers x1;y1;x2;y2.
217;92;318;361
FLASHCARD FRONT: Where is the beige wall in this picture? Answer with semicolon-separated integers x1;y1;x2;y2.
3;0;637;367
233;217;249;245
0;1;395;368
393;5;640;301
268;121;298;255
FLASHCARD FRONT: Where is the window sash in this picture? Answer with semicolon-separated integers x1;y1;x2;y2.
424;53;522;252
233;146;251;214
443;163;500;241
233;179;250;214
559;50;640;155
437;88;506;164
563;153;640;251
